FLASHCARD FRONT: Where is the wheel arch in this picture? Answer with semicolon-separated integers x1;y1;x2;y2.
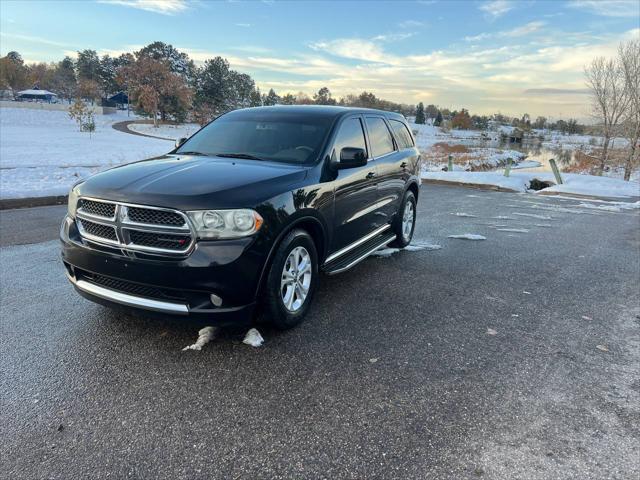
407;179;420;200
254;214;328;299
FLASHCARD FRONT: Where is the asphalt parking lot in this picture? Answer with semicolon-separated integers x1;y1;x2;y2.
1;184;639;479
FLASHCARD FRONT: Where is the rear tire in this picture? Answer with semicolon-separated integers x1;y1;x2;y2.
389;190;416;248
265;229;319;330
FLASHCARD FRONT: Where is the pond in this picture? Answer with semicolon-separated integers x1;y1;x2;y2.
509;141;584;173
447;136;585;172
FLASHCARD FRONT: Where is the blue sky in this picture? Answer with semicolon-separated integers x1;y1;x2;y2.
1;0;639;118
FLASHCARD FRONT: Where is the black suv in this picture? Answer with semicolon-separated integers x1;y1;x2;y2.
61;106;421;329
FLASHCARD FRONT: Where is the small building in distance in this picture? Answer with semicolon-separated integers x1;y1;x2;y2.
16;89;58;102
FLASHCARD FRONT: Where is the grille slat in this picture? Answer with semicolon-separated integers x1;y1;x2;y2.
128;230;192;251
78;219;117;241
127;207;185;227
79;199;116;218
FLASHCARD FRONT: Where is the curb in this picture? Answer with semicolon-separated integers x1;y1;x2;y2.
420;178;519;193
1;195;68;210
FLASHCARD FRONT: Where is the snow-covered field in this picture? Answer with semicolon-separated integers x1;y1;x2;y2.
1;107;637;201
0;108;172;199
127;122;200;141
411;122;631;175
422;171;640;199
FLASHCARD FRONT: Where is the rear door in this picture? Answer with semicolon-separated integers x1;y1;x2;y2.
364;116;404;224
330;116;380;253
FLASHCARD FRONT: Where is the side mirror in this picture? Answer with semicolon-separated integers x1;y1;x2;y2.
338;147;367;169
175;137;187;149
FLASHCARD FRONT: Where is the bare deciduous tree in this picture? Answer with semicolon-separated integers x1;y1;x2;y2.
584;56;630;175
618;39;640;181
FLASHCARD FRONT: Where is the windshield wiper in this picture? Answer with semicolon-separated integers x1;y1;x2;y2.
215;152;264;161
176;151;207;156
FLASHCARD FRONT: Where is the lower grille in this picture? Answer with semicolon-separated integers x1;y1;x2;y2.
81;271;186;302
78;219;117;241
128;230;192;251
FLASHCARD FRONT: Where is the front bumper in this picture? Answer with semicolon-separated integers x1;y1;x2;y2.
60;215;265;324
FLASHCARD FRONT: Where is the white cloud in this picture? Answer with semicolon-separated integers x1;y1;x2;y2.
235;23;252;27
371;32;416;42
567;0;640;18
309;38;390;63
0;32;75;48
480;0;515;19
98;0;189;15
398;20;425;28
465;21;546;42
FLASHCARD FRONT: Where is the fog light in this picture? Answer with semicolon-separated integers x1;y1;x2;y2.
210;294;223;307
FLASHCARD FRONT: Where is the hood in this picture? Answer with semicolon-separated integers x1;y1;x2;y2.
77;154;309;210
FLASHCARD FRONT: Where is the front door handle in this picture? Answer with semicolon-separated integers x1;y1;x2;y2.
366;171;376;179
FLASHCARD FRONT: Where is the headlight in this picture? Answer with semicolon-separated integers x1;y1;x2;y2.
67;186;80;217
187;209;263;239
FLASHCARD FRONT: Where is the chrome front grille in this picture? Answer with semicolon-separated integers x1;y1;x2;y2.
77;219;118;242
75;197;194;255
127;207;185;227
78;198;116;219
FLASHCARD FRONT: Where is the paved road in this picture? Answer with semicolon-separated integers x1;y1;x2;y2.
112;120;176;141
1;185;639;479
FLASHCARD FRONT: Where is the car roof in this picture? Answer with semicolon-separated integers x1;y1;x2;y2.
226;105;407;122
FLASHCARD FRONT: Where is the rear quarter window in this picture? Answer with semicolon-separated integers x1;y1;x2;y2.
389;119;415;149
365;117;395;157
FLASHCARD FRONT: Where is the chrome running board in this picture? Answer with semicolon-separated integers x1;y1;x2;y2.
324;224;391;264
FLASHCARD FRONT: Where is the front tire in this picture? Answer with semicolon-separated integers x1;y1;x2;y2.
265;229;319;330
389;190;416;248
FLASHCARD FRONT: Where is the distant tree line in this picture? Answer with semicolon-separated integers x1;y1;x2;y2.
0;42;414;126
414;101;586;135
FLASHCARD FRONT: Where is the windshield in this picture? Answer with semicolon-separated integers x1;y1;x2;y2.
176;112;333;164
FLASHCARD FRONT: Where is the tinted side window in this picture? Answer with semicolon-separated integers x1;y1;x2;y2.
365;117;395;157
389;119;414;149
333;117;367;159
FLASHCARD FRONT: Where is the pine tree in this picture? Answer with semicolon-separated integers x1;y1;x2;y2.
194;56;232;114
434;111;443;127
313;87;336;105
263;88;280;106
52;56;77;103
415;102;426;124
98;55;117;97
249;87;262;107
76;50;100;82
137;41;195;82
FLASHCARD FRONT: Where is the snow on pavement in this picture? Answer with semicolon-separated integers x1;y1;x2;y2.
0;107;171;199
242;328;264;347
577;201;640;212
373;241;443;258
421;171;640;199
448;234;487;240
497;228;529;233
512;212;552;220
182;326;218;351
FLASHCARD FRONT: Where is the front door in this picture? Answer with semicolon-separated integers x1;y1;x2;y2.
330;116;380;253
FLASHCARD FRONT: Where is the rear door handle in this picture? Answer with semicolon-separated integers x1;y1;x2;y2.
366;171;376;179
